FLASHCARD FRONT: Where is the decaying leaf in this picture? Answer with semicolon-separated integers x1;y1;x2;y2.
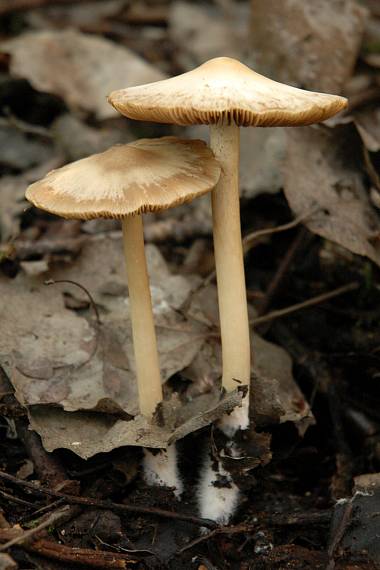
0;176;27;242
1;156;64;243
1;29;166;120
0;125;52;171
251;0;367;93
0;239;206;415
354;107;380;152
2;233;312;457
29;388;246;459
284;126;380;267
169;1;248;70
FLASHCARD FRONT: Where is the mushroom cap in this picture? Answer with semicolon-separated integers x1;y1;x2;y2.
108;57;348;127
25;137;221;220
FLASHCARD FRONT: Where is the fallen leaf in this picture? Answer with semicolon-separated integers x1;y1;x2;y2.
1;29;166;120
0;176;27;242
169;1;248;70
250;0;367;93
284;125;380;266
354;107;380;152
29;388;246;459
0;125;52;171
1;238;206;415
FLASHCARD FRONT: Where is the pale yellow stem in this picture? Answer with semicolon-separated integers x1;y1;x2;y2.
210;124;251;396
122;215;162;417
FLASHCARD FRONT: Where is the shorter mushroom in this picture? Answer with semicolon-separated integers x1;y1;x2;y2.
26;136;220;496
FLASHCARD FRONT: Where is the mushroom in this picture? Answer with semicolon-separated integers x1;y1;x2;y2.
108;57;348;523
25;136;221;496
108;57;348;435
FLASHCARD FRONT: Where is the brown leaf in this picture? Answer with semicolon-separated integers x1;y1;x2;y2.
284;126;380;266
1;29;165;120
250;0;367;94
0;176;27;242
354;107;380;152
1;239;207;415
28;388;246;459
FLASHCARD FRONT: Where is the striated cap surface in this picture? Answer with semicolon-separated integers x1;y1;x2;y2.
109;57;348;127
26;137;221;219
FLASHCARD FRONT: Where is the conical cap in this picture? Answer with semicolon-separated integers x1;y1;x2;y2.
109;57;347;127
26;137;221;219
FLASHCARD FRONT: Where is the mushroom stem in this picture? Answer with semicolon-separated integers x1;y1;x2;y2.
210;124;251;422
122;215;162;417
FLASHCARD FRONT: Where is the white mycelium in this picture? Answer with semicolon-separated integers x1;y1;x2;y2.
198;450;240;525
143;445;183;498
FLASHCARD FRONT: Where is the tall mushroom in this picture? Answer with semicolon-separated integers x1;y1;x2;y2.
108;57;348;435
25;136;220;495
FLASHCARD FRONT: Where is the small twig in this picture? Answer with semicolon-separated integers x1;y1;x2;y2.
257;226;307;318
0;471;217;529
0;111;53;139
178;509;333;555
20;499;66;524
0;505;70;552
45;279;101;325
251;282;359;327
242;208;319;254
0;489;35;508
178;524;252;554
327;499;354;570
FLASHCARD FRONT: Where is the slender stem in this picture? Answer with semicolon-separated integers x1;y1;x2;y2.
210;124;251;393
122;215;162;417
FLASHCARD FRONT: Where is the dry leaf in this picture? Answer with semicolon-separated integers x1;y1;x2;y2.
250;0;367;93
1;238;206;415
1;29;165;120
169;1;248;70
28;388;246;459
0;176;27;242
354;107;380;152
284;126;380;266
0;125;52;171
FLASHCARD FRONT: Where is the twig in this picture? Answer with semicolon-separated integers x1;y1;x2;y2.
0;489;35;508
0;471;217;529
0;531;138;568
327;499;354;570
178;509;333;555
0;505;70;552
242;208;319;254
20;499;66;524
0;111;53;139
251;282;359;327
45;279;101;325
257;226;307;317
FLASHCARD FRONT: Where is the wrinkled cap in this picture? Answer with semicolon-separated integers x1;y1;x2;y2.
26;137;221;219
109;56;348;127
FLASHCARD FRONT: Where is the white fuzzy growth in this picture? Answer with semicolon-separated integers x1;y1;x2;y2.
218;394;249;437
198;453;240;525
143;445;183;497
